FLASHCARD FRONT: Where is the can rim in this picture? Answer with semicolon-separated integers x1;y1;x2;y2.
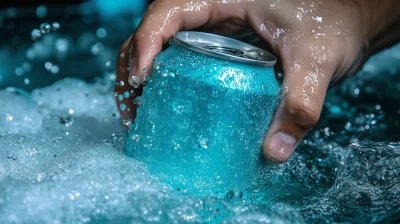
172;31;276;67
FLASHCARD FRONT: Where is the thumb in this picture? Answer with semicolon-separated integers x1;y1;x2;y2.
262;41;339;163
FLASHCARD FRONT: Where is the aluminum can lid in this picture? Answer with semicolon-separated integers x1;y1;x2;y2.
173;31;276;67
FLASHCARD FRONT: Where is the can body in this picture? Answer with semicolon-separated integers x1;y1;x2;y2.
126;37;280;194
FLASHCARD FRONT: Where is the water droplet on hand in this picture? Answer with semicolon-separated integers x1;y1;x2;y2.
129;76;140;88
120;104;126;111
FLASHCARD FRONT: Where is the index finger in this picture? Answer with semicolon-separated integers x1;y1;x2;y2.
127;0;213;86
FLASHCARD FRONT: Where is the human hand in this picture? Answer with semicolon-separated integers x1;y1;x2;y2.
115;0;400;163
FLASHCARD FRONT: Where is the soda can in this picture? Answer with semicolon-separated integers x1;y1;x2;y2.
127;31;280;195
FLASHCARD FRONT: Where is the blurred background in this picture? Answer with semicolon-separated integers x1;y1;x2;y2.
0;0;153;90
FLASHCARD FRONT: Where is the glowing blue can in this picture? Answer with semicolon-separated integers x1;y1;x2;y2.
127;31;280;195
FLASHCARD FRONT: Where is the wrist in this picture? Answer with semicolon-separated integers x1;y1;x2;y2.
362;0;400;41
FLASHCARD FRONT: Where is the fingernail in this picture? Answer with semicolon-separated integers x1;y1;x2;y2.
129;75;140;88
268;132;296;162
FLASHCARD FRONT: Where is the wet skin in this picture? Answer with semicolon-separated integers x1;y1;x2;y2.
115;0;400;163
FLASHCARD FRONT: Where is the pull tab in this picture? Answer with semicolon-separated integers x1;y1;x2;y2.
203;45;244;57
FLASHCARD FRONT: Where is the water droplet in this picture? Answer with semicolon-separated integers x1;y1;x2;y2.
22;62;32;72
119;81;124;86
96;28;107;38
91;42;104;54
132;134;140;142
142;68;147;73
172;104;184;114
69;109;74;114
199;137;209;149
276;72;284;80
143;75;150;85
133;97;143;105
123;91;130;98
117;94;123;101
129;76;140;88
120;104;126;111
354;88;360;95
45;62;52;70
6;114;13;121
24;78;30;85
15;67;23;76
51;22;60;31
123;119;132;127
105;61;111;67
36;5;47;18
55;38;68;53
31;29;41;40
39;23;51;34
51;65;59;74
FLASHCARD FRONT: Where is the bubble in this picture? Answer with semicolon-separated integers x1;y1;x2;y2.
15;67;23;76
39;23;51;34
105;61;111;67
24;78;30;85
51;65;59;74
31;29;41;40
198;137;209;149
36;5;47;18
51;22;60;31
353;88;360;95
129;76;140;88
119;81;124;86
117;94;123;101
96;28;107;38
68;109;74;114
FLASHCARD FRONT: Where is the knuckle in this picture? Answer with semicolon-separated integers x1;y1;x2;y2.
285;95;320;128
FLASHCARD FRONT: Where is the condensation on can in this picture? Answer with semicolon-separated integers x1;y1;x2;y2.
127;31;281;195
